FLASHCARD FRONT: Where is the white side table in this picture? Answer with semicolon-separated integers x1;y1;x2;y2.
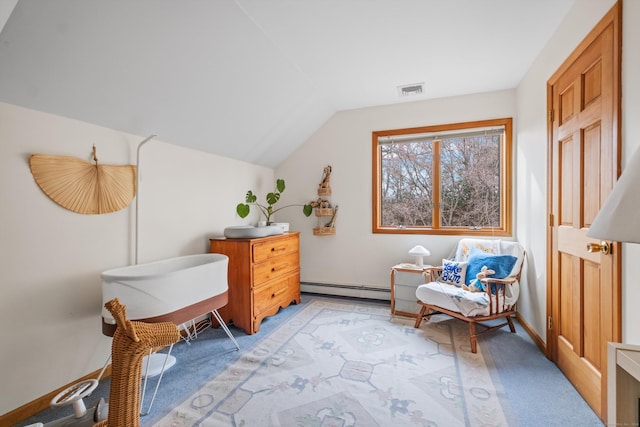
608;342;640;425
390;264;430;318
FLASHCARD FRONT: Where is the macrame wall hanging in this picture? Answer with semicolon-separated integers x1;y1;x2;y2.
29;146;137;215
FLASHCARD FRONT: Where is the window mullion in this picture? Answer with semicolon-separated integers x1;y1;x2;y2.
433;139;441;229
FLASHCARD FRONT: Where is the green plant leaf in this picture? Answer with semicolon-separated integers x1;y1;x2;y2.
236;203;250;218
236;178;311;222
245;191;257;204
266;192;280;206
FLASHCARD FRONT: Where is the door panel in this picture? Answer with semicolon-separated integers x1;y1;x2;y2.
584;124;602;223
547;3;621;421
560;139;573;223
584;61;602;106
559;253;573;342
583;260;601;366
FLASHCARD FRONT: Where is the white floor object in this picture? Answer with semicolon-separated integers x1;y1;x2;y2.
141;353;176;378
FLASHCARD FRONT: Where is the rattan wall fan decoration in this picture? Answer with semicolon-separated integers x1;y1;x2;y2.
29;146;136;215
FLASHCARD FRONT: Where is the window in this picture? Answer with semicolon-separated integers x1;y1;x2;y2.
372;118;512;236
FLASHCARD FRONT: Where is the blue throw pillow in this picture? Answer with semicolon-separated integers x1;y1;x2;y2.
465;247;517;285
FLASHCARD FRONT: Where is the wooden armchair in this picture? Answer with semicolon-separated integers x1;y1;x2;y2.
414;238;526;353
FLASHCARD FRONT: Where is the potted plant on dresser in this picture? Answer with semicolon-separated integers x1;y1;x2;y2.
236;178;312;225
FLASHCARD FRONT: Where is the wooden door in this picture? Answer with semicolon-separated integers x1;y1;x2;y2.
547;3;621;421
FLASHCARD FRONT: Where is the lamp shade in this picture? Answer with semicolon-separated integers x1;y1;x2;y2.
587;146;640;243
408;245;430;267
408;245;430;256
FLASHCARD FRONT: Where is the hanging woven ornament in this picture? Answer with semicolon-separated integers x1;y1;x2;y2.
29;146;136;215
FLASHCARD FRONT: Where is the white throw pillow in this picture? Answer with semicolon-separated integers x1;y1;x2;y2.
440;259;467;286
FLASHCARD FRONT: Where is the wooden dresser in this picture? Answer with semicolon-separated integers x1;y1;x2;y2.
209;232;300;335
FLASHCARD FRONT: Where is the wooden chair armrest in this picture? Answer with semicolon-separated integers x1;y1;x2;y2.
480;277;516;285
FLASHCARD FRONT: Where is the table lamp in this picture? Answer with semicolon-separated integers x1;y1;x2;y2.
408;245;430;267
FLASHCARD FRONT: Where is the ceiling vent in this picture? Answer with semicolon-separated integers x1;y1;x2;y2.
397;82;425;97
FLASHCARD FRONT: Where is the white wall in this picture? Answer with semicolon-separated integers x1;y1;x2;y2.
134;139;274;263
620;0;640;344
277;90;517;295
0;102;272;415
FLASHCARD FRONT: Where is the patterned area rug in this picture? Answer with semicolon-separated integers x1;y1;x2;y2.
154;298;514;427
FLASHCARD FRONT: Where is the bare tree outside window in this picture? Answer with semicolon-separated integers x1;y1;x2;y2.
372;118;512;236
380;140;433;227
439;135;501;228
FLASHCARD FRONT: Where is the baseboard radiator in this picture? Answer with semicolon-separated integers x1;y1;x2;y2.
301;282;390;301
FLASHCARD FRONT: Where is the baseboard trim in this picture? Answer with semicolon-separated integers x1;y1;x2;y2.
516;312;547;354
0;365;112;426
301;282;390;301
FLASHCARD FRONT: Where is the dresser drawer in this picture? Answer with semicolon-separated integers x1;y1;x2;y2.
253;251;299;285
253;235;298;263
253;273;299;316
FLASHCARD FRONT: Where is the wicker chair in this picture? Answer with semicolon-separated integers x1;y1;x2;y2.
414;238;525;353
95;298;181;427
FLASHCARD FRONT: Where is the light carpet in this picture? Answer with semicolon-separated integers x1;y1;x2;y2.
154;298;515;427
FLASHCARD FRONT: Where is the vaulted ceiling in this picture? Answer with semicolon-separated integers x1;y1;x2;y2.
0;0;575;167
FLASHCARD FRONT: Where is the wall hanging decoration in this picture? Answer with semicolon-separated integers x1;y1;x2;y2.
29;146;136;215
311;165;337;235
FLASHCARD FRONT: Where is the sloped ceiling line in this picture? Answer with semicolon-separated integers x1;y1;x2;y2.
0;0;575;167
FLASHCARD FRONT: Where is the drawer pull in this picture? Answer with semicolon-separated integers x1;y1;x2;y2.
271;246;287;252
271;288;286;299
271;263;288;272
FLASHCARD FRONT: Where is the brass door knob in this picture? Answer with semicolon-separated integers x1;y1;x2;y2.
586;241;611;254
